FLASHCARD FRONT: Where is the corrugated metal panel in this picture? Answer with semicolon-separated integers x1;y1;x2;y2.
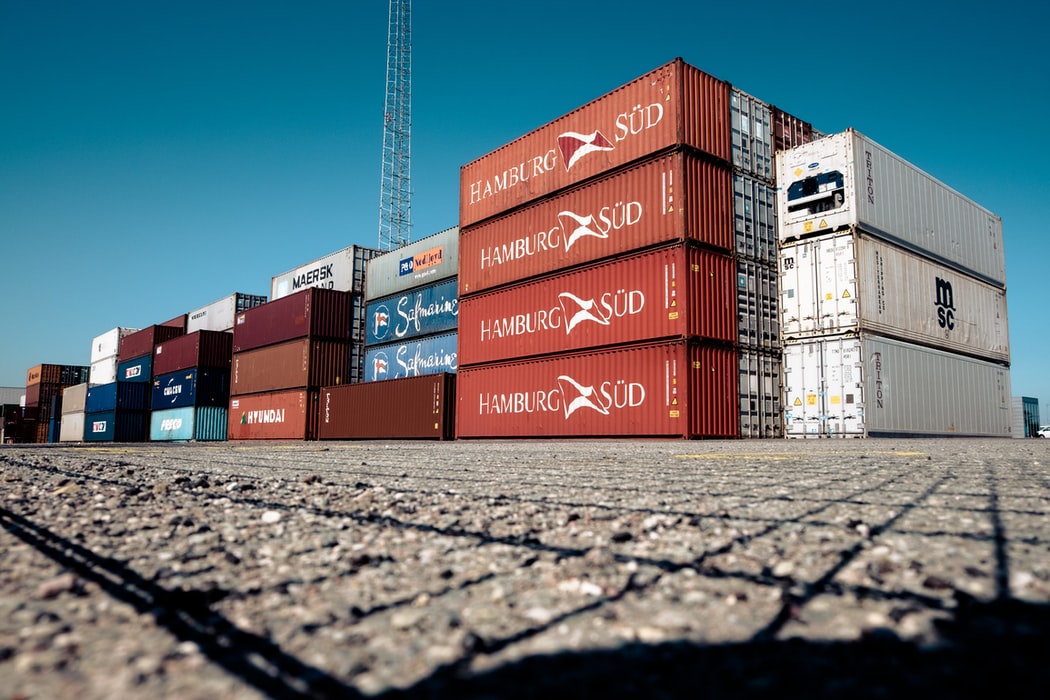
89;357;118;386
365;227;460;300
90;327;139;364
118;325;185;362
85;382;150;413
364;333;458;382
150;406;228;442
771;107;814;154
734;173;777;265
783;334;1012;438
83;410;149;442
730;89;773;182
62;383;88;414
739;349;782;439
25;364;89;387
187;293;268;333
227;389;318;441
231;338;351;395
460;150;733;295
58;411;85;442
318;373;455;440
455;340;736;439
460;58;730;228
459;244;735;366
153;330;234;375
777;129;1006;287
270;245;380;300
736;259;780;351
366;277;459;347
232;288;357;353
780;230;1010;362
117;355;152;383
160;314;188;330
151;369;231;410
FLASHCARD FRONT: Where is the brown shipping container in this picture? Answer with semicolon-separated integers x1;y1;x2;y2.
232;287;356;353
159;314;188;330
118;325;186;361
25;364;89;387
153;330;234;375
318;373;455;440
771;107;815;154
456;340;737;439
459;244;735;366
459;58;730;228
232;338;351;395
227;389;318;440
460;151;732;295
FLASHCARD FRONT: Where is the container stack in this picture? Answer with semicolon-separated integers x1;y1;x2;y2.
777;128;1011;437
456;58;746;438
58;382;88;442
150;330;234;441
227;287;358;440
23;364;90;443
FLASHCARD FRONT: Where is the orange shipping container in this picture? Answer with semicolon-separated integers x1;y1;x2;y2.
459;58;730;228
227;389;318;441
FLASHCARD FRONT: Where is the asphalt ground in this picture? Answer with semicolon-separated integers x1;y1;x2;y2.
1;438;1049;699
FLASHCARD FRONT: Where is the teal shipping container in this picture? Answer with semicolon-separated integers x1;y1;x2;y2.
150;406;228;442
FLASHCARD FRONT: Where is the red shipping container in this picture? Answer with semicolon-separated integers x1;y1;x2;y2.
771;106;816;154
227;389;318;441
318;373;455;440
232;287;357;353
232;338;351;395
455;340;737;439
153;330;234;375
460;58;730;228
118;325;186;361
459;244;734;366
459;150;732;295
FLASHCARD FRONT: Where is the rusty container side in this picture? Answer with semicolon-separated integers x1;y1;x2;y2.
318;373;455;440
231;337;352;395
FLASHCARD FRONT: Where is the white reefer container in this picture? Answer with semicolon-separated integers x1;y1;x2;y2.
365;227;459;301
783;333;1012;438
187;292;268;333
90;327;139;364
776;129;1006;287
780;230;1010;363
270;245;379;300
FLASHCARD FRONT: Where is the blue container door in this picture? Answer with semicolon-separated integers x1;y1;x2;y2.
117;382;151;411
194;406;228;441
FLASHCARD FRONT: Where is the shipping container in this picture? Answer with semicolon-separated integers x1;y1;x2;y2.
734;173;777;265
270;245;379;300
350;341;365;385
730;88;773;183
91;327;139;364
153;330;234;375
151;369;231;410
232;287;357;353
227;389;318;441
58;411;85;442
737;259;780;351
460;58;730;228
159;314;188;330
365;277;459;347
116;355;152;383
739;349;782;439
62;383;88;414
89;356;118;386
83;410;149;442
118;325;185;361
186;292;269;333
776;129;1006;287
364;333;458;383
150;406;228;442
460;150;733;295
771;107;816;154
25;364;90;387
318;373;456;440
456;340;736;439
783;334;1012;438
459;244;734;366
85;381;150;413
231;338;351;395
780;230;1010;363
365;227;460;300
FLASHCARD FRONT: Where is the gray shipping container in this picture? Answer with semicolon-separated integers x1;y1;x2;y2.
58;411;85;442
734;173;777;266
783;333;1012;438
61;383;89;415
270;245;379;300
737;259;780;351
187;292;268;333
776;128;1006;287
730;88;773;183
365;226;459;301
739;348;782;439
780;230;1010;363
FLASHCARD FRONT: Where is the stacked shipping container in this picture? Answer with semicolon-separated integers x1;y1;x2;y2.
23;364;90;443
776;128;1011;437
150;330;235;441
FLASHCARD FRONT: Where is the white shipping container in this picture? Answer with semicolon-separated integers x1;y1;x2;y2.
59;411;85;442
780;230;1010;363
270;245;379;300
776;128;1006;287
365;227;459;301
61;383;89;415
783;334;1012;438
90;327;139;364
89;357;118;386
187;292;268;333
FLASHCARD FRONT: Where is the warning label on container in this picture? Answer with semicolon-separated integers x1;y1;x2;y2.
793;397;802;406
842;289;851;298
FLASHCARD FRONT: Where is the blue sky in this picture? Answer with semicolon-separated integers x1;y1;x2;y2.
3;1;1048;418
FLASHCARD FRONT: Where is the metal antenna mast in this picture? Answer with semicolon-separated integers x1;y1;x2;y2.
378;0;412;251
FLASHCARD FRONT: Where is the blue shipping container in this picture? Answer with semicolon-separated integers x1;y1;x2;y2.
365;277;458;347
364;332;458;382
117;355;152;382
151;369;230;410
83;410;149;442
150;406;228;441
86;382;151;412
